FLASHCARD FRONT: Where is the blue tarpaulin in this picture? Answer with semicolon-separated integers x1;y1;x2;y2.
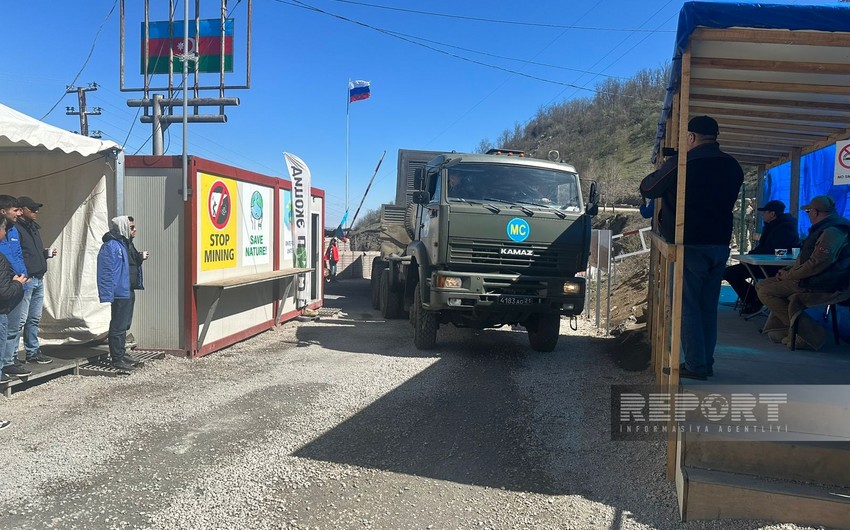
763;145;850;236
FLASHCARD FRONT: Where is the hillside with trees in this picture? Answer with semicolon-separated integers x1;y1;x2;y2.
476;65;670;207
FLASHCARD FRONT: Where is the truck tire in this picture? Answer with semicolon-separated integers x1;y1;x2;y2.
527;313;561;352
412;285;438;349
370;259;387;310
404;202;418;240
380;270;404;319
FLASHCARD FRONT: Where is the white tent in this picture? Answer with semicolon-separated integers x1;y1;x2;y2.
0;103;124;342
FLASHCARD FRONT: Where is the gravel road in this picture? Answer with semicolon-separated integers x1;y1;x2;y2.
0;279;820;530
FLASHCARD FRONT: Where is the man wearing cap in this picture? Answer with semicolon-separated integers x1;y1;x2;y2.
16;196;58;364
640;115;744;380
723;199;800;316
757;195;850;349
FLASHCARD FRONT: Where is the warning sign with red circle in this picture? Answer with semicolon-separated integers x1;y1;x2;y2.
200;173;237;270
834;140;850;186
208;180;231;229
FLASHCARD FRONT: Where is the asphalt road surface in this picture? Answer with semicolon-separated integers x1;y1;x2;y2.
0;279;812;530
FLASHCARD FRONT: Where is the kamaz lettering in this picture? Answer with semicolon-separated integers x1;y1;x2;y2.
500;248;534;256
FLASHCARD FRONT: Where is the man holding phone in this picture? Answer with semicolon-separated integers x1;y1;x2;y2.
16;196;57;365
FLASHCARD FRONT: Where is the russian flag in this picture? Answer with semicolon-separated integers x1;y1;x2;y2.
349;80;371;103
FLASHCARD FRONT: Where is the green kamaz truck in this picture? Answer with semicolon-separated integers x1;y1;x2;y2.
370;148;598;351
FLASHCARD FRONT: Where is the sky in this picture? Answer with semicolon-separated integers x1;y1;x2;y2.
0;0;838;226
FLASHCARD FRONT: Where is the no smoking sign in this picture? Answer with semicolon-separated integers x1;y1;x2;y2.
839;144;850;170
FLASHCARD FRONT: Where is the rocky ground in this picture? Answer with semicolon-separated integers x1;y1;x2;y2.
0;279;823;530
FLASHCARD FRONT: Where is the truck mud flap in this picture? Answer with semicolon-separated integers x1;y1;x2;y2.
569;315;578;331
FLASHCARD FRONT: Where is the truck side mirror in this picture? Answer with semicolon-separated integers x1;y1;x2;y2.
412;190;430;204
586;182;599;216
413;167;424;190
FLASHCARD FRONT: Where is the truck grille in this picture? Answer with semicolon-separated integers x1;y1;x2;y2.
449;238;563;273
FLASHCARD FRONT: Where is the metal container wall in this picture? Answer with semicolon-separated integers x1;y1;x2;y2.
125;169;184;351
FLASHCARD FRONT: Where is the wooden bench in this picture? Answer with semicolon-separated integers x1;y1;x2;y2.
193;268;312;349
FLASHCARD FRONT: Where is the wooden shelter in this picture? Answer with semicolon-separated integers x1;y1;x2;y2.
647;2;850;527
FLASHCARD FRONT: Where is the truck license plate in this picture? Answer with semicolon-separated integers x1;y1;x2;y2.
500;296;538;305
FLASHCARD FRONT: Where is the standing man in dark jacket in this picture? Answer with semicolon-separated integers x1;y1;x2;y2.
125;217;148;352
0;217;28;385
15;196;57;364
640;116;744;380
757;195;850;350
723;200;800;315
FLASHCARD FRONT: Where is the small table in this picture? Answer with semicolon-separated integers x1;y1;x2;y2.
733;253;794;278
731;254;794;319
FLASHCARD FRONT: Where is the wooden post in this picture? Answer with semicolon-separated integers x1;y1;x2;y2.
790;147;802;214
667;46;692;481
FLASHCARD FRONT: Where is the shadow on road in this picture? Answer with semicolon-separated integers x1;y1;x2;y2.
296;279;594;495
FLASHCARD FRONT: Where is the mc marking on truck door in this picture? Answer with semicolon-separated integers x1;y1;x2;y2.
506;218;530;242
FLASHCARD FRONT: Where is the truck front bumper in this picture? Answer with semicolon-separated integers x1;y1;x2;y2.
428;271;585;316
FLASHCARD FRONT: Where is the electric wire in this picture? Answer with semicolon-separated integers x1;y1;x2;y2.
326;0;675;32
276;0;660;100
40;0;119;120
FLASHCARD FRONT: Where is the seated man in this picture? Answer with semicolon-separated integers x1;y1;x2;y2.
723;199;799;315
447;173;476;200
756;195;850;349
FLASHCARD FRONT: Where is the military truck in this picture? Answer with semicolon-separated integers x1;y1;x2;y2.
370;148;598;351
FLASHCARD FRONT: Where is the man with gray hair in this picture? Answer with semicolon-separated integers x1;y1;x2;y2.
757;195;850;349
96;216;135;371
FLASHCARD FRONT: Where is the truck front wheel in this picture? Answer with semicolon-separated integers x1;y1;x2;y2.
527;313;561;352
412;286;438;349
370;259;387;310
380;270;404;319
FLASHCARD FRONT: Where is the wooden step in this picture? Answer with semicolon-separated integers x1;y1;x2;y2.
680;466;850;529
0;357;79;397
685;433;850;488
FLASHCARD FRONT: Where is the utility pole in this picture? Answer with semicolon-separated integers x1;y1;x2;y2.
65;83;102;137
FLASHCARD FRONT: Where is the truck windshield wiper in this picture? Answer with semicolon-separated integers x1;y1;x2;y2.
481;197;534;216
451;197;500;212
513;200;567;219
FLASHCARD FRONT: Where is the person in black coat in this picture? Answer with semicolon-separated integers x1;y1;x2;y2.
640;115;744;380
723;200;800;315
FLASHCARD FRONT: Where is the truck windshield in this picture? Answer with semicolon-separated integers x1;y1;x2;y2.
446;163;581;211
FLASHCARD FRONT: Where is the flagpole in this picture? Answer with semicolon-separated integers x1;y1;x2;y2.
345;78;350;227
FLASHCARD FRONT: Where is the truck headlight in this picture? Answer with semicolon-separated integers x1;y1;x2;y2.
562;281;581;294
437;276;463;288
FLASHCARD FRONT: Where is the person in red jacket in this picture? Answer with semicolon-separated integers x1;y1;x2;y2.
325;239;340;282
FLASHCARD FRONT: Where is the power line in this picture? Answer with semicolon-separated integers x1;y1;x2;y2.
276;0;660;101
41;0;118;120
326;0;675;32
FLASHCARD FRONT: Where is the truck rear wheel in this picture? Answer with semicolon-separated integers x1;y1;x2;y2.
412;286;438;349
370;258;387;310
527;313;561;352
380;270;404;319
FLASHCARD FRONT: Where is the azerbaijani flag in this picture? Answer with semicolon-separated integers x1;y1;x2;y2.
349;80;371;103
142;19;234;75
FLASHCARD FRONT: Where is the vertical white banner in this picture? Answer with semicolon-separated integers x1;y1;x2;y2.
284;152;312;308
281;189;294;267
835;140;850;186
